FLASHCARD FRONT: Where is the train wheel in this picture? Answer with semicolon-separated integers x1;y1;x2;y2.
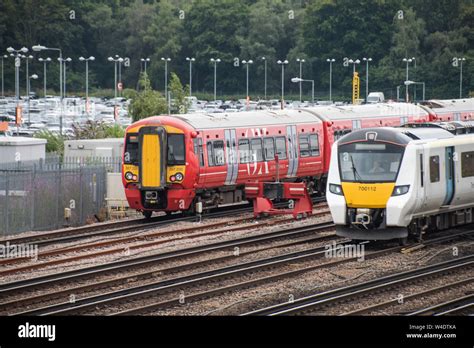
398;237;408;246
143;211;152;219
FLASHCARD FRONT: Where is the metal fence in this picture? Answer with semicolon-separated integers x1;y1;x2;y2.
0;156;122;236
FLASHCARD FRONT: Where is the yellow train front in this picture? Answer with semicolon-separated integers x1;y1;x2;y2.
326;128;411;241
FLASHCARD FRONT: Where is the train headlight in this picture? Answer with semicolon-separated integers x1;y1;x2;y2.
392;185;410;196
175;172;184;181
125;172;134;180
329;183;344;195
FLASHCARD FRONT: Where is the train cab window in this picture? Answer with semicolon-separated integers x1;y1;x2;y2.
309;134;320;156
461;151;474;177
250;138;264;162
298;134;310;157
124;134;139;165
275;136;287;160
193;138;205;167
263;137;275;160
238;139;250;163
213;140;225;166
167;134;185;165
429;156;440;182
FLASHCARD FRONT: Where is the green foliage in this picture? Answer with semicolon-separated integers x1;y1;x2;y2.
0;0;472;100
168;72;189;114
34;129;65;156
129;73;167;122
71;121;125;140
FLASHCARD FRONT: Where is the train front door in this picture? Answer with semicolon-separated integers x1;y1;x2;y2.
443;146;455;206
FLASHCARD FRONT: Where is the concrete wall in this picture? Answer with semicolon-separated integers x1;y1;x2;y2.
0;137;46;164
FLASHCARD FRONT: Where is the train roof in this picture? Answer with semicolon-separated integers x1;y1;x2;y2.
421;98;474;113
172;109;322;130
338;127;455;146
402;120;474;135
303;102;428;121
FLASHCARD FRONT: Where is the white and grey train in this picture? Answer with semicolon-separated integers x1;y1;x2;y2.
326;121;474;243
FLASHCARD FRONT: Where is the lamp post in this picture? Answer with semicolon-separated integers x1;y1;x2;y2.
362;57;372;102
405;80;425;103
326;58;335;102
261;57;267;100
6;47;28;105
32;45;63;98
296;58;305;102
186;57;195;96
277;59;288;109
242;59;253;101
454;57;466;98
161;57;171;102
348;59;360;74
292;77;314;104
1;54;8;97
210;58;221;101
59;57;72;98
79;56;95;114
140;58;150;74
107;56;124;99
21;55;33;98
38;57;52;98
402;57;413;102
27;74;38;124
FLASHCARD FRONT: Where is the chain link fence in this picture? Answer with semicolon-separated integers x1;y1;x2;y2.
0;156;122;236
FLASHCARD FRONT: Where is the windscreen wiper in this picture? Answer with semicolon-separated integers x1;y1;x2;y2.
350;155;362;180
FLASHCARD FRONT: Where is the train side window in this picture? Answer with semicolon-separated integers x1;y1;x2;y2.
429;156;440;182
207;141;214;166
193;138;204;167
213;140;225;166
124;133;139;164
275;136;287;160
250;138;264;162
238;139;250;163
309;134;320;156
461;151;474;177
263;137;275;161
298;134;310;157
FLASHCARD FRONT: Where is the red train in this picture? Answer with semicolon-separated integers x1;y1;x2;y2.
122;100;474;218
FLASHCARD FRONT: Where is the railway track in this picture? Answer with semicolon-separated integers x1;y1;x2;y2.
242;250;474;316
0;206;330;275
1;221;337;315
12;228;471;316
406;294;474;316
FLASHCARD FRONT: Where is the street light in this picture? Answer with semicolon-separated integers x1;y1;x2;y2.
454;57;466;98
404;80;425;102
362;57;372;102
296;58;305;102
32;45;63;98
242;59;253;101
277;59;288;109
21;55;33;98
261;57;267;100
292;77;314;105
7;47;28;106
107;56;124;99
402;57;413;102
348;59;361;73
79;56;95;114
140;58;150;74
326;58;335;102
161;57;171;102
186;57;195;96
210;58;221;101
59;57;72;98
27;74;38;124
1;54;8;97
38;57;52;98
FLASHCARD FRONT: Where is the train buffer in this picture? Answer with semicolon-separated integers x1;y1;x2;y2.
245;181;313;220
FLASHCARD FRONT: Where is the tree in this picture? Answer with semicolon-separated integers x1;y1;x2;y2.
168;72;189;114
128;73;167;122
